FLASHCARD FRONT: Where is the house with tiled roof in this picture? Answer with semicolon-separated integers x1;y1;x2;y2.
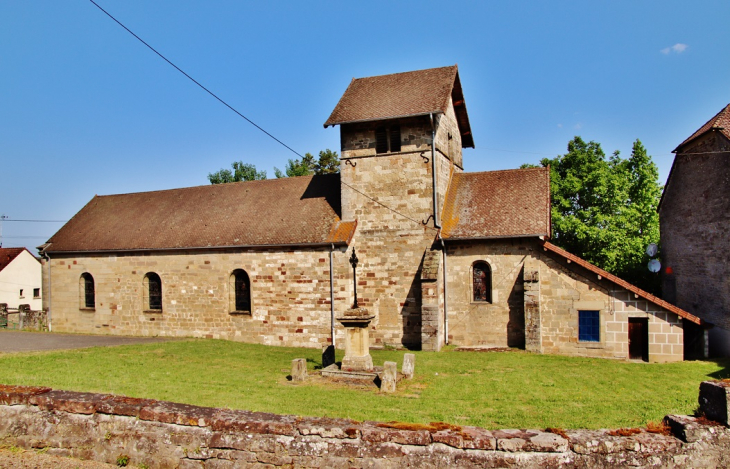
40;65;700;362
660;103;730;357
0;247;42;311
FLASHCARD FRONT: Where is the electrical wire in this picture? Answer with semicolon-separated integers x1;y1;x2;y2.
87;0;438;232
88;0;304;159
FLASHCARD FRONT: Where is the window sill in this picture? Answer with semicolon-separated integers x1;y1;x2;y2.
577;341;604;349
79;307;96;312
229;311;251;316
143;309;163;314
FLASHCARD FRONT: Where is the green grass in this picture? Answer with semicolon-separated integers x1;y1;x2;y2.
0;339;727;429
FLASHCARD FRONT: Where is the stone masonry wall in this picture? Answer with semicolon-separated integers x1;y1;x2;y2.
660;131;730;336
337;109;462;348
445;239;684;362
48;247;353;349
1;385;729;468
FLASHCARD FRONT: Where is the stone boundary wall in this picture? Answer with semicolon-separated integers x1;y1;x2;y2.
1;384;729;468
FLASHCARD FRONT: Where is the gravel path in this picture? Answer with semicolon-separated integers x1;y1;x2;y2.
0;330;172;353
0;448;123;468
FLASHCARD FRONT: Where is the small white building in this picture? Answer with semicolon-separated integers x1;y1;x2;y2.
0;247;42;310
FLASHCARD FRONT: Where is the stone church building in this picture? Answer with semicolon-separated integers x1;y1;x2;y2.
40;66;702;362
660;103;730;357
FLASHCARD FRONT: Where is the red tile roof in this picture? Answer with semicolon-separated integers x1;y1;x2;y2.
0;248;36;272
324;65;474;148
43;174;356;253
441;167;551;239
540;240;704;325
674;103;730;151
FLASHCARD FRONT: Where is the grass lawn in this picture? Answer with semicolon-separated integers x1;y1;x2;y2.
0;338;727;430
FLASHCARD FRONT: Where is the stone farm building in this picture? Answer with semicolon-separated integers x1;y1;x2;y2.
660;103;730;357
40;66;704;362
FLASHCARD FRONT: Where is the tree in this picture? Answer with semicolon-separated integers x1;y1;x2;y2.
208;161;266;184
274;149;340;178
528;137;662;292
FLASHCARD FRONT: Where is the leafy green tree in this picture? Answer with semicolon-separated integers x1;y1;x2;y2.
529;137;662;291
274;149;340;178
208;161;266;184
314;149;340;174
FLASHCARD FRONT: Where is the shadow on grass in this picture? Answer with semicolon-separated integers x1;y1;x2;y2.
706;358;730;380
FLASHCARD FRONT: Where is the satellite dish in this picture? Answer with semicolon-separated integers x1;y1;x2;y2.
646;243;658;257
648;259;661;273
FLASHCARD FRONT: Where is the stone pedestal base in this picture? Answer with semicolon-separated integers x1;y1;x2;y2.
336;308;375;373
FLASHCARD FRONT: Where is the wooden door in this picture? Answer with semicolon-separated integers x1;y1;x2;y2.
628;318;648;361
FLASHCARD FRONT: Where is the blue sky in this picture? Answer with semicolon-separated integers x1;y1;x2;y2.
1;1;729;252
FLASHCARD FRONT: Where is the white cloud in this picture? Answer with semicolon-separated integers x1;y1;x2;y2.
557;123;563;128
661;43;688;55
574;123;582;130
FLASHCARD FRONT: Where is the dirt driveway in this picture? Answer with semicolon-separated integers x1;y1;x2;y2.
0;330;172;353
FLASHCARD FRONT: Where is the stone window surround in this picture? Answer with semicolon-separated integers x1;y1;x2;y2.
573;301;606;349
79;272;95;312
470;260;493;304
228;268;253;315
143;272;163;313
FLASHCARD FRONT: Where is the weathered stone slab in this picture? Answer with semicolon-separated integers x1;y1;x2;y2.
296;416;360;439
29;390;108;414
0;384;52;405
402;353;415;379
698;380;730;425
664;415;715;443
95;394;155;417
138;400;217;427
361;424;432;446
210;408;297;436
291;358;307;382
381;361;397;393
570;430;641;454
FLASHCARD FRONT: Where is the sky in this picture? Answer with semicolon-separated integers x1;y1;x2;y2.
1;1;729;253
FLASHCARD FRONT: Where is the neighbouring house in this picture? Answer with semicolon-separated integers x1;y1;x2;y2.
660;103;730;357
39;65;702;362
0;247;42;311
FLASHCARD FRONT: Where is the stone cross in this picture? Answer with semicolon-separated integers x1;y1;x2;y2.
349;248;359;309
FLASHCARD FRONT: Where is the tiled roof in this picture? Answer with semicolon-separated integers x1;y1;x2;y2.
540;240;704;326
324;65;474;148
0;248;34;272
441;167;551;239
674;103;730;151
43;174;356;253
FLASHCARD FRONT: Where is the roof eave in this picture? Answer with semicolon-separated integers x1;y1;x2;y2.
44;240;352;256
442;233;548;241
324;111;443;128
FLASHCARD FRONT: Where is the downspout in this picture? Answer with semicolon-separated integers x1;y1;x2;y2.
44;252;52;332
329;244;335;347
430;113;441;229
440;236;448;345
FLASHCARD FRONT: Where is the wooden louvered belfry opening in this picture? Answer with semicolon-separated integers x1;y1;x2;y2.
375;125;401;154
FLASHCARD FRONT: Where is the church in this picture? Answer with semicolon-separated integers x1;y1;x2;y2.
39;65;702;362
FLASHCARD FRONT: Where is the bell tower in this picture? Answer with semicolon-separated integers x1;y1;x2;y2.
323;65;474;349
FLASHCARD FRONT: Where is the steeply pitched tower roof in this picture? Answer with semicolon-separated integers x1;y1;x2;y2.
324;65;474;148
42;175;356;254
674;103;730;152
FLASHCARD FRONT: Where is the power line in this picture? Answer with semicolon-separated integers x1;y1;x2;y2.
2;219;66;223
87;1;441;233
88;0;304;159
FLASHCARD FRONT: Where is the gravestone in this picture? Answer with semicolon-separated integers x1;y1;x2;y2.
322;345;336;369
402;353;415;379
381;361;397;393
291;358;307;382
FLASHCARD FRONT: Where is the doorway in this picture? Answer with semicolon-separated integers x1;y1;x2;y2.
628;318;649;361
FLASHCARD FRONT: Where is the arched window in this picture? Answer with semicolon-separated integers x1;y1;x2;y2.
229;269;251;313
472;262;492;303
144;272;162;311
79;273;95;309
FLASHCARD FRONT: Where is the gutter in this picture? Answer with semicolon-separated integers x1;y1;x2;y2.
44;241;350;256
329;244;336;347
439;235;448;345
